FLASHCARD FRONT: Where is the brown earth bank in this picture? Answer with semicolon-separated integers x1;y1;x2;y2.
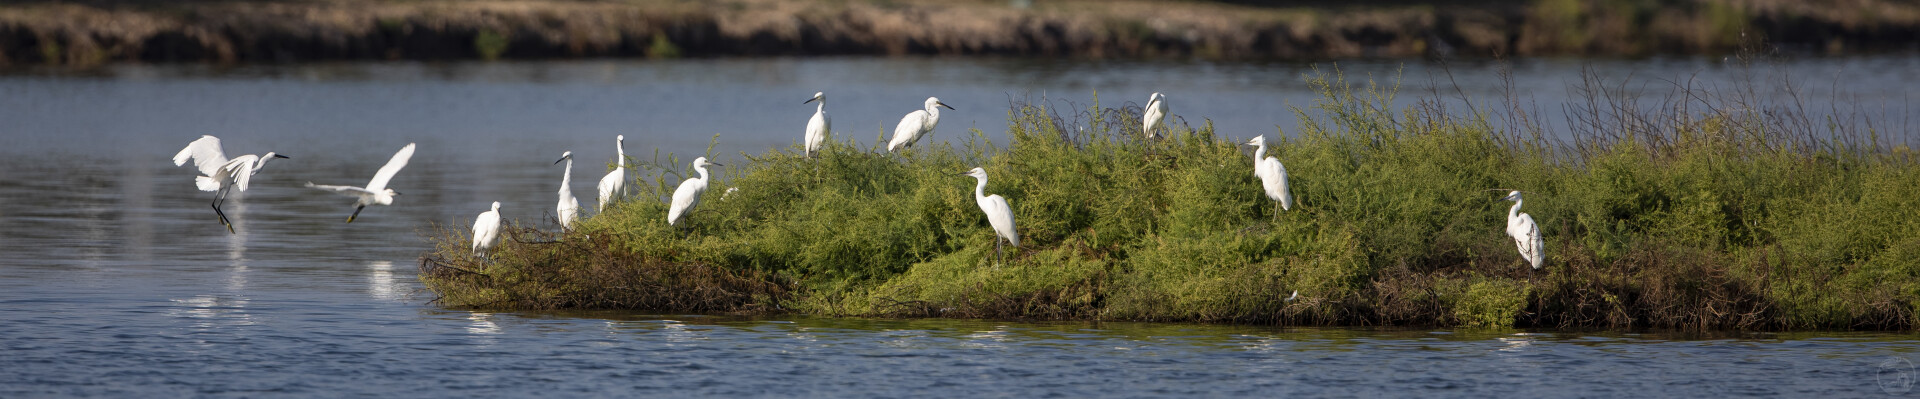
2;0;1918;67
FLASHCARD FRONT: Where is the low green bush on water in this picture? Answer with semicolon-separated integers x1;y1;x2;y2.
423;65;1919;330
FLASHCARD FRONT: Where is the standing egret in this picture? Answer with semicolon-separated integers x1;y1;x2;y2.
959;167;1019;263
554;151;580;230
667;157;723;227
173;135;290;233
1243;135;1294;216
887;97;954;152
597;135;628;213
1499;190;1545;272
803;92;831;157
1143;92;1169;139
472;201;502;256
307;142;415;223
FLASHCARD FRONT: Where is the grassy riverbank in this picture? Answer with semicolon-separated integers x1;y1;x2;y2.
5;0;1920;67
422;65;1918;330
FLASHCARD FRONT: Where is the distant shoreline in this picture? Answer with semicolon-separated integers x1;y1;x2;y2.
3;0;1918;67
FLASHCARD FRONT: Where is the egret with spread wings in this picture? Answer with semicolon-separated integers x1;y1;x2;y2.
307;143;416;223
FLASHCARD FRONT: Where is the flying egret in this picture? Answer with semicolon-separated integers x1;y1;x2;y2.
667;157;723;227
1143;92;1169;139
1242;135;1294;216
959;167;1018;263
173;135;290;233
472;201;502;256
803;92;831;157
307;142;416;223
597;135;627;213
887;97;954;152
1284;290;1300;303
554;151;581;230
1499;190;1545;272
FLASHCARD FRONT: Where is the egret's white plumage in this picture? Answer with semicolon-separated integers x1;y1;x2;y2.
960;167;1019;262
1284;290;1300;302
887;97;954;152
803;92;831;157
173;135;289;233
1501;190;1545;270
597;135;628;213
1143;92;1169;139
554;151;580;230
472;201;503;256
667;157;723;226
1243;135;1294;212
307;142;415;223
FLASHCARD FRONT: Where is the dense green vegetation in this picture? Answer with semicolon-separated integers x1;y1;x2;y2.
422;66;1919;330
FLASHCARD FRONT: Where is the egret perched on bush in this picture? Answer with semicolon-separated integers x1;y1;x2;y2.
959;167;1018;263
554;151;580;229
803;92;830;157
597;135;628;213
1498;190;1545;271
887;97;954;152
1242;135;1294;216
307;142;415;223
1143;92;1169;139
667;157;723;227
472;201;502;256
173;135;290;233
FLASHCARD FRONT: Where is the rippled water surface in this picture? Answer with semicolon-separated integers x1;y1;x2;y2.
2;56;1917;397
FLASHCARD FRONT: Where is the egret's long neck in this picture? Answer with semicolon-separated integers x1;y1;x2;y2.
560;159;573;193
1508;198;1523;220
926;104;941;127
973;175;988;200
1252;142;1267;162
616;142;626;167
694;164;711;182
815;100;825;114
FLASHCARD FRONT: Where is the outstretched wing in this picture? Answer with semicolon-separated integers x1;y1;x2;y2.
365;143;416;192
174;135;228;176
226;155;259;192
984;194;1019;247
307;182;376;197
1512;213;1543;268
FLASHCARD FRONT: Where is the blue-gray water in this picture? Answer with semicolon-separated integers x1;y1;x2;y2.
1;56;1917;397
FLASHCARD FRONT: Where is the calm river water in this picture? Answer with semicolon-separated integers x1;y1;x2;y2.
1;56;1916;397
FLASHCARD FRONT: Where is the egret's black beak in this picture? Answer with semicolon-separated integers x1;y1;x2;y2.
554;157;568;165
711;162;726;167
804;97;819;104
273;154;291;159
939;102;955;110
392;191;403;196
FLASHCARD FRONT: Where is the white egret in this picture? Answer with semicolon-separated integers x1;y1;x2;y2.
554;151;580;230
959;167;1019;263
803;92;831;157
597;135;627;213
887;97;954;152
667;157;723;226
1143;92;1169;139
1284;290;1300;303
472;201;502;256
173;135;290;233
1499;190;1545;271
307;142;415;223
1243;135;1294;215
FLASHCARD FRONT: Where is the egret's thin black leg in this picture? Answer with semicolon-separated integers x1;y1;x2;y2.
347;205;365;223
